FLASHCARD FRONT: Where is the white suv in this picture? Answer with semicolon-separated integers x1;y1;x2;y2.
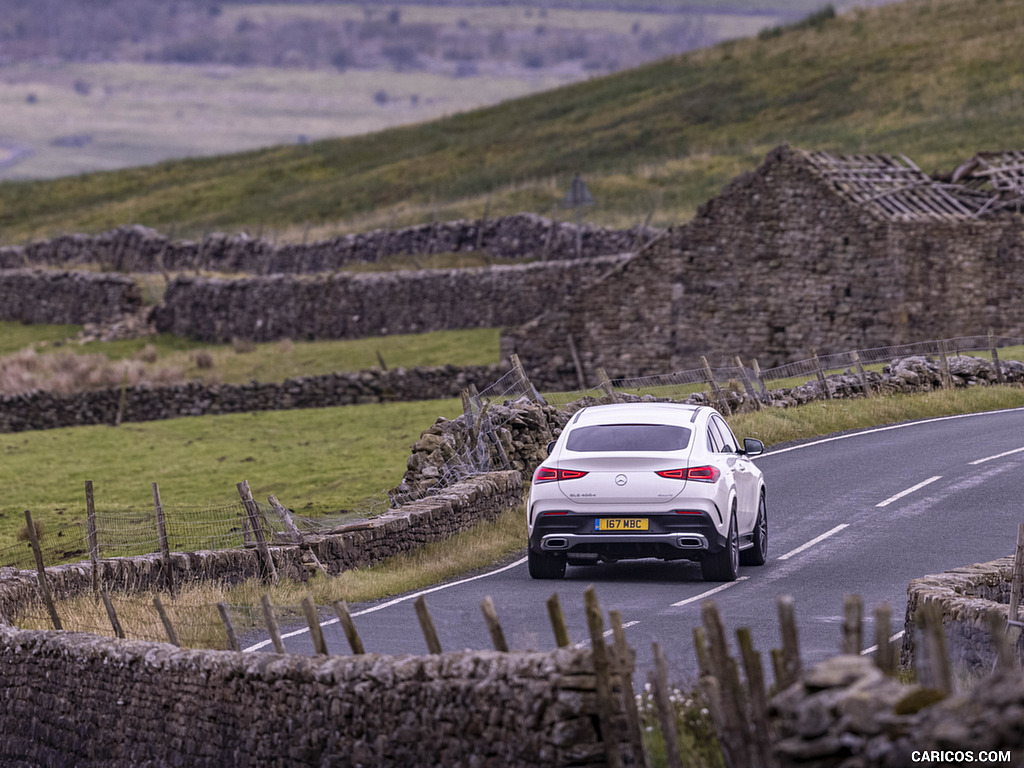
526;403;767;581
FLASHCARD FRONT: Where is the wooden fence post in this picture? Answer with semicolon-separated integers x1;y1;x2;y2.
776;595;802;690
302;596;329;656
566;334;587;391
850;351;873;397
841;594;863;655
596;368;618;403
874;602;896;676
752;359;770;399
812;349;832;400
24;509;62;630
648;642;681;768
546;592;571;648
701;356;732;416
267;494;303;545
1009;522;1024;624
261;594;285;654
152;482;176;597
734;356;762;410
937;340;953;390
987;610;1015;671
218;602;241;652
333;600;366;655
480;596;509;652
583;586;623;768
153;595;179;647
101;590;126;639
989;331;1006;385
85;481;100;603
920;602;953;693
737;627;776;768
414;595;443;654
608;611;647;768
692;626;713;677
236;481;278;584
701;600;746;768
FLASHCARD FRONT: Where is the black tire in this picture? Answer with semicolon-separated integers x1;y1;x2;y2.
528;547;566;579
740;492;768;567
701;512;739;582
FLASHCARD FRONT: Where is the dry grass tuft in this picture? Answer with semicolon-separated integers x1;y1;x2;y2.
0;347;185;396
16;518;44;543
191;350;215;369
134;343;159;364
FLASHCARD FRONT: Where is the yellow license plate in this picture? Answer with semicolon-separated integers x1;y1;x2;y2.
595;518;649;531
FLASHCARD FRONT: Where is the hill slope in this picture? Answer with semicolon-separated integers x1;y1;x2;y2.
2;0;1023;242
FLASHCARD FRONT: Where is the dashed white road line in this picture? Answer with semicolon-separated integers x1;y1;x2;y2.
861;630;905;655
575;620;641;649
968;446;1024;465
778;524;849;561
875;476;942;508
243;555;529;652
670;576;750;607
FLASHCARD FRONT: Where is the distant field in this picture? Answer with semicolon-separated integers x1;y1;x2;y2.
0;1;778;183
0;61;570;182
2;0;1017;241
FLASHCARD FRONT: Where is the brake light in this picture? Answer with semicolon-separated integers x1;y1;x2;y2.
656;466;721;483
534;466;589;483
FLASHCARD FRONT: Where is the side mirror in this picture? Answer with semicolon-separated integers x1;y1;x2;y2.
547;440;557;455
742;438;764;457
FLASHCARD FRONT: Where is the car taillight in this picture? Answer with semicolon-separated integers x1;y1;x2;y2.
534;466;589;483
656;466;721;483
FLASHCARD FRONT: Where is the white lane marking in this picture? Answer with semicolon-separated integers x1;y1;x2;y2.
875;476;942;508
243;555;529;652
759;406;1024;458
861;630;905;655
778;524;849;561
574;620;641;649
969;446;1024;465
670;576;750;607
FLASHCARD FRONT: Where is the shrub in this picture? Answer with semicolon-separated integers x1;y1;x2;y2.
231;337;256;354
192;350;215;369
135;344;159;364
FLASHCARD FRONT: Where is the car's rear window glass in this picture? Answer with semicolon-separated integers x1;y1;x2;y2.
566;424;692;452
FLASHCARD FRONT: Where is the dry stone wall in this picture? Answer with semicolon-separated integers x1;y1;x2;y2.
0;269;141;325
901;556;1024;673
770;655;1024;767
0;629;637;767
151;255;629;343
0;362;507;434
0;215;656;274
0;470;643;767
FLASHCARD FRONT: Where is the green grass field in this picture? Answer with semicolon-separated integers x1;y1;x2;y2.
1;0;1021;240
0;397;462;551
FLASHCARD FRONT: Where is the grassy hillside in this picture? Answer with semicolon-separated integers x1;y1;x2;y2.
2;0;1023;241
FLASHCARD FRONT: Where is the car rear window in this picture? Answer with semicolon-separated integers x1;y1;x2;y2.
566;424;692;452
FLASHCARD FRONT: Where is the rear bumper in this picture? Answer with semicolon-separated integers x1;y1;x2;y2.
540;532;709;551
529;511;727;561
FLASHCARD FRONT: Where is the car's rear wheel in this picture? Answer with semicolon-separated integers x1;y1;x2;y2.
528;547;567;579
740;492;768;567
701;512;739;582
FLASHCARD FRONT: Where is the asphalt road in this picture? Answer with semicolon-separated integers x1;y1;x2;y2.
245;406;1024;686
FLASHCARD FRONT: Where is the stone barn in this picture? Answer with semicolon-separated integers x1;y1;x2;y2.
502;144;1024;389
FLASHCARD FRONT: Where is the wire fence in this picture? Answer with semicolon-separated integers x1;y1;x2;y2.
4;335;1022;573
543;334;1024;406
